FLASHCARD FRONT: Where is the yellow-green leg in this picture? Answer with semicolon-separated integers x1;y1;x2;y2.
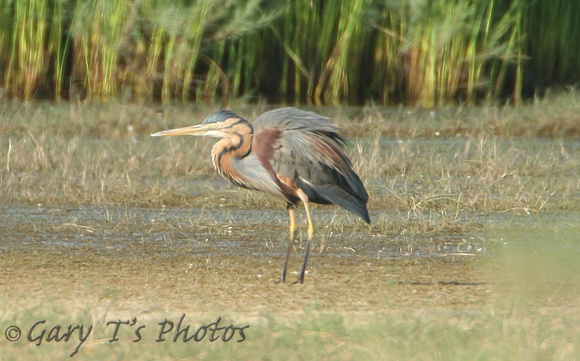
280;205;297;283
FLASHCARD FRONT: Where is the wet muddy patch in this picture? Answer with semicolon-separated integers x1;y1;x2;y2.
0;203;498;313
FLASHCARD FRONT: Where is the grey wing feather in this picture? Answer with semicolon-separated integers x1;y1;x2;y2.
253;108;370;223
252;107;340;132
252;107;346;169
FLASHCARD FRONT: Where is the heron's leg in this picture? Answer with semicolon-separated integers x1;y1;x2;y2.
288;205;298;242
280;204;297;283
298;200;313;284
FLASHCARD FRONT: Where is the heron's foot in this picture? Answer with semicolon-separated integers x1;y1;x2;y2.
292;273;307;285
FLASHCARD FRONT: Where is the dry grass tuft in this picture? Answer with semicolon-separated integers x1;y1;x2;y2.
0;94;579;238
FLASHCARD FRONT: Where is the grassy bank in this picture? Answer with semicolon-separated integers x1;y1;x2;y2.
1;305;578;360
1;91;579;233
0;0;579;105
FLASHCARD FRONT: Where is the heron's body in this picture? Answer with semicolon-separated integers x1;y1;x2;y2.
152;107;370;283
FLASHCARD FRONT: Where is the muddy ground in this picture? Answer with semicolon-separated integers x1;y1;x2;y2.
2;204;494;316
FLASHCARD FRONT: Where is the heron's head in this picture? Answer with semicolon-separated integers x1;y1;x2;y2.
151;110;250;139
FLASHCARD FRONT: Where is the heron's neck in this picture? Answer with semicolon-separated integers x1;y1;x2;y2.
211;128;253;180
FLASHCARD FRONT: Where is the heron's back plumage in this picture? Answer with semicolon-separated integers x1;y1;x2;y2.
251;108;370;223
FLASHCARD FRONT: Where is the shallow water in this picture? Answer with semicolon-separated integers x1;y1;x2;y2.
2;202;578;311
0;203;488;259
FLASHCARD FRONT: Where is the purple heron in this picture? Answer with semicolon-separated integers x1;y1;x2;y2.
151;108;370;283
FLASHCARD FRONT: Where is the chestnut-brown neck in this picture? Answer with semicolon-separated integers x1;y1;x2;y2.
211;120;253;181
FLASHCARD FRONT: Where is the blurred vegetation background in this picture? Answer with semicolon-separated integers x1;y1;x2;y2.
0;0;578;106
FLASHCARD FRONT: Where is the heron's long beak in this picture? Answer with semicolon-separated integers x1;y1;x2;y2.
151;123;216;137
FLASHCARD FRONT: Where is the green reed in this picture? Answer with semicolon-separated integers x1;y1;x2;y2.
524;0;580;86
0;0;577;105
48;0;67;101
2;0;50;100
275;0;373;104
373;0;524;107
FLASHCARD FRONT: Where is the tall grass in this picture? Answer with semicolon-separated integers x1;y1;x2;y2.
70;0;127;100
0;0;577;105
395;0;523;106
3;0;48;100
524;0;580;88
274;0;374;104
